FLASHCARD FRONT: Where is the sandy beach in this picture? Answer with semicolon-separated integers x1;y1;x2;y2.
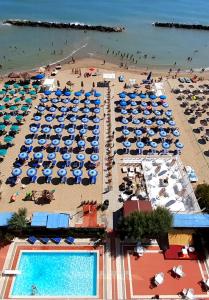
0;57;208;218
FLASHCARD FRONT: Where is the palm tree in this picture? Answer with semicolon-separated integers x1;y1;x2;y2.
8;208;28;234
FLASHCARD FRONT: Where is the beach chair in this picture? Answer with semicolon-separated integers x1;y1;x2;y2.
31;175;37;183
46;175;52;183
51;237;62;244
65;236;75;244
39;237;49;244
27;236;37;244
61;176;67;184
51;160;57;167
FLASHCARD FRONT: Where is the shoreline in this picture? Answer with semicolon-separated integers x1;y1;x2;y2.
2;55;209;80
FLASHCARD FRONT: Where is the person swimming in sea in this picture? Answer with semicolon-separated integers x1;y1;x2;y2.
31;285;38;295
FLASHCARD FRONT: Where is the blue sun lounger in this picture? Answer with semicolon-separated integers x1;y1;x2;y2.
40;237;49;244
51;237;62;244
65;236;75;244
27;236;37;244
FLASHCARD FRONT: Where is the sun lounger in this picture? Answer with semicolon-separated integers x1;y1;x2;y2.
40;237;49;244
27;236;37;244
3;269;21;275
51;237;62;244
65;236;75;244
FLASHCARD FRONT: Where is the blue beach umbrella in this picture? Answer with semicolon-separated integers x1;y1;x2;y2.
62;98;70;104
52;139;60;146
35;74;45;80
38;138;46;145
18;152;28;160
85;92;91;98
150;94;157;100
159;130;167;138
55;90;62;97
43;168;52;177
40;98;48;104
93;129;100;135
94;108;100;114
60;106;68;113
91;140;99;147
72;107;79;113
132;119;140;125
80;128;87;135
141;101;147;107
139;93;146;99
34;152;43;160
129;93;136;99
119;92;126;98
45;116;53;122
90;154;99;162
162;102;169;108
44;90;51;96
42;126;51;134
152;102;158;107
145;119;153;126
64;139;73;147
62;153;71;161
119;100;127;107
34;115;41;121
64;91;71;96
70;116;77;123
94;91;101;98
165;110;172;117
121;109;128;115
130;101;137;106
132;109;139;115
49;106;56;113
147;129;155;137
83;107;90;114
76;153;85;161
122;129;130;136
73;99;80;105
162;142;170;149
173;129;180;137
27;168;37;177
121;118;129;125
169;120;176;126
154;110;161;116
94;99;101;106
123;141;131;148
144;109;150;116
88;169;98;177
54;127;63;134
57;168;67;177
73;169;83;177
67;127;75;134
48;152;56;160
57;116;65;123
135;129;142;137
52;98;59;104
150;141;158;148
78;140;85;148
74;91;82;97
93;117;100;123
136;141;145;149
176;141;184;149
81;117;89;124
160;95;167;100
12;168;22;177
156;120;164;126
30;126;39;133
25;138;33;145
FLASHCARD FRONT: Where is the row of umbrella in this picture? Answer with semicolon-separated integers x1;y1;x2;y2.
122;140;184;150
44;90;101;98
119;100;169;108
40;98;101;105
119;92;167;100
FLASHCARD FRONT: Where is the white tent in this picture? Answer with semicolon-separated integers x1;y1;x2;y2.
103;73;115;80
43;78;56;91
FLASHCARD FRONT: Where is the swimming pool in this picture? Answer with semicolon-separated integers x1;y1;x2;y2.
11;250;98;298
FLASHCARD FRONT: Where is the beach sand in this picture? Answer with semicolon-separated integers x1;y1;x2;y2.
0;58;208;217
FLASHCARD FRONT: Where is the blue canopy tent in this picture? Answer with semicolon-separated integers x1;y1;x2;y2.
0;212;14;226
46;213;70;229
173;214;209;228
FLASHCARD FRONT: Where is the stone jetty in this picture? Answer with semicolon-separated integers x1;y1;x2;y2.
4;19;124;32
154;22;209;31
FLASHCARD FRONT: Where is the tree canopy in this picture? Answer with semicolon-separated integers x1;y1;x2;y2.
195;184;209;213
8;208;28;233
117;207;173;240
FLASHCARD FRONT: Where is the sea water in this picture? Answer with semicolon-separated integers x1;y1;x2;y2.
1;0;209;73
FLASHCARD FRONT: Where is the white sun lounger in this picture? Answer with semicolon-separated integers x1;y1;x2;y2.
3;270;21;275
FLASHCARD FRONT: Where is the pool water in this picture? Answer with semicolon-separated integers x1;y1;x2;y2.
11;251;98;297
